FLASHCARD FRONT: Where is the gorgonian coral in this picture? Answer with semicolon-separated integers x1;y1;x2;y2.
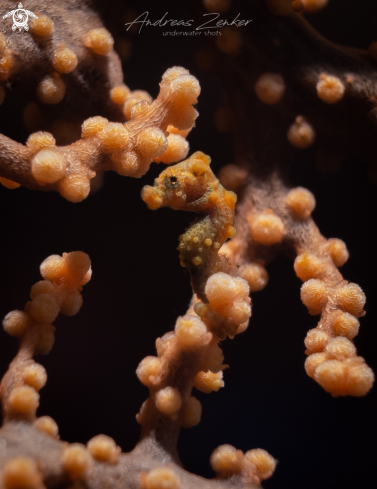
1;251;92;424
0;65;199;200
0;0;376;488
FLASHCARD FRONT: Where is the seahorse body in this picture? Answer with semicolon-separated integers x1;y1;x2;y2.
142;152;237;301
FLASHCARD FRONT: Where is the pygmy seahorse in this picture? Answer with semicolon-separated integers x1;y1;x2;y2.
141;151;237;301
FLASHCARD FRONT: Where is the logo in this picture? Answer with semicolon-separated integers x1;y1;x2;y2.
124;11;252;36
2;3;37;32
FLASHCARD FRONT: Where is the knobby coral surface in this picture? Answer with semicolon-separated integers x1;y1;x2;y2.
0;63;199;200
0;0;376;488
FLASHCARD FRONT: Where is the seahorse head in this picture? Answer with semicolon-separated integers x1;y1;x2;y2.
141;151;217;210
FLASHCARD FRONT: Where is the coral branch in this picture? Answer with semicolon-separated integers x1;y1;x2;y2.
294;224;374;397
0;67;199;201
1;252;92;423
0;421;251;489
0;1;123;121
219;170;374;396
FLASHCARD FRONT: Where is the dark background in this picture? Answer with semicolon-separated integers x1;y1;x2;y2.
1;1;376;488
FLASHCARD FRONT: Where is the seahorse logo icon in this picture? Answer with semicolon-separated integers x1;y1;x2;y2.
2;3;38;32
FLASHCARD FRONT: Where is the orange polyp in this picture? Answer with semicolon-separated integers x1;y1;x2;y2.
30;15;54;37
87;435;120;464
302;0;329;14
336;283;366;316
210;445;243;475
34;416;59;437
327;238;349;267
305;328;329;353
155;387;182;417
141;467;180;489
36;74;66;105
248;210;285;245
110;85;131;105
62;444;91;479
292;1;304;12
53;47;78;74
294;251;323;281
316;74;345;104
2;457;42;489
286;187;316;219
300;279;327;314
82;28;114;56
254;73;285;105
287;116;315;149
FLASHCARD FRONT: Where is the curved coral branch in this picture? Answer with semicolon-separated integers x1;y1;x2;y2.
219;169;374;396
293;223;374;397
0;67;199;201
1;252;92;423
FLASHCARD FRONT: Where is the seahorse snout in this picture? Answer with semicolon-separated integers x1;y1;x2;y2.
141;185;163;210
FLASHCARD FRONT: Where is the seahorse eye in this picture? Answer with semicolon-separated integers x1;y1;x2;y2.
170;176;177;184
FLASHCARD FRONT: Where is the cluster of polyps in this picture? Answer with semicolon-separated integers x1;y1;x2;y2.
210;444;276;485
133;267;271;482
1;252;91;421
138;444;276;487
17;67;200;202
1;432;122;488
136;272;251;428
247;188;315;247
194;272;252;339
1;23;112;104
294;244;374;396
3;22;113;105
282;185;374;396
302;279;374;396
240;179;373;397
250;69;317;150
136;313;212;426
0;254;127;487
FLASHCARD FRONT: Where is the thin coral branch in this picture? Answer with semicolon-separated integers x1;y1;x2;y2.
1;252;92;422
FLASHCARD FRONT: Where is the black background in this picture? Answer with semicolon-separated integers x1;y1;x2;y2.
1;1;376;488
